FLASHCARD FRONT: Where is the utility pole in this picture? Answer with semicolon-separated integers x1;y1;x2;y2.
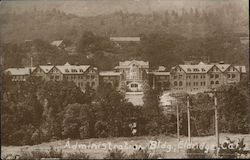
214;90;219;157
176;103;180;142
187;95;191;143
205;89;221;158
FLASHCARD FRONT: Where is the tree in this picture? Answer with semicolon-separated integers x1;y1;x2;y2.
62;103;92;139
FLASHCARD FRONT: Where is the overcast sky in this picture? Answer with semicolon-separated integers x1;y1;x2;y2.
0;0;248;16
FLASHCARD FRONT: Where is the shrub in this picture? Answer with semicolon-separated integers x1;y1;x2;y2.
128;148;161;159
104;148;127;159
186;144;212;159
65;151;90;159
19;147;62;159
145;121;159;136
218;137;249;158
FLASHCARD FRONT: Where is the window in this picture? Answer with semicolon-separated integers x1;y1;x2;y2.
50;76;54;80
80;69;84;72
232;74;236;78
216;81;219;84
91;75;95;79
211;81;214;85
131;83;138;88
187;68;191;72
215;74;219;78
227;74;231;78
174;75;177;79
174;81;178;86
179;81;183;86
210;74;214;78
87;75;90;79
91;82;95;87
65;69;69;73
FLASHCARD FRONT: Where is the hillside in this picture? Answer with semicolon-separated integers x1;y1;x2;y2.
0;1;248;43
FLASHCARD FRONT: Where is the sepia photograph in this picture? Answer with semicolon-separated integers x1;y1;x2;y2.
0;0;249;159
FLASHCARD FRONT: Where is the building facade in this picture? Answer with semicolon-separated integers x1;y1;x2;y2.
4;60;246;94
114;60;149;92
170;62;246;94
5;67;35;81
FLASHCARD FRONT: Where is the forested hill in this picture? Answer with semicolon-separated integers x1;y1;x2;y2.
0;1;248;43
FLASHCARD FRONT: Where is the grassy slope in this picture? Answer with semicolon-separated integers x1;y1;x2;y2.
1;133;250;159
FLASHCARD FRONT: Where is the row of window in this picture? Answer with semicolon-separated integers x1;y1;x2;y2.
65;75;96;80
211;81;219;85
228;74;236;78
186;75;206;79
186;81;206;86
174;80;220;86
210;74;220;79
12;75;27;79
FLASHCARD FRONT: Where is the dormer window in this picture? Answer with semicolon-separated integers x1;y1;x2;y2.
187;68;191;72
65;69;69;73
201;68;205;72
71;69;77;72
80;69;84;72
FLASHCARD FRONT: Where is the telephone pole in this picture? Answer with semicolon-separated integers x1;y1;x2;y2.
187;95;191;143
214;90;219;157
205;89;221;157
176;103;180;142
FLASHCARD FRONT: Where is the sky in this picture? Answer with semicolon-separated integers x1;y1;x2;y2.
0;0;248;17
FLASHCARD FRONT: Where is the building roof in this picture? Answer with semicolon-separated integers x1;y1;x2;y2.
54;62;90;74
118;60;149;68
150;72;170;76
5;67;36;76
235;65;247;73
51;40;64;47
178;63;214;73
110;37;140;42
39;65;54;73
215;64;231;72
99;71;122;76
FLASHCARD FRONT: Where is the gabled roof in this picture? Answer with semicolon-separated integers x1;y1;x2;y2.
110;37;140;42
99;71;122;76
5;67;36;76
55;62;90;75
38;65;54;73
235;65;247;73
51;40;64;47
215;64;231;72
